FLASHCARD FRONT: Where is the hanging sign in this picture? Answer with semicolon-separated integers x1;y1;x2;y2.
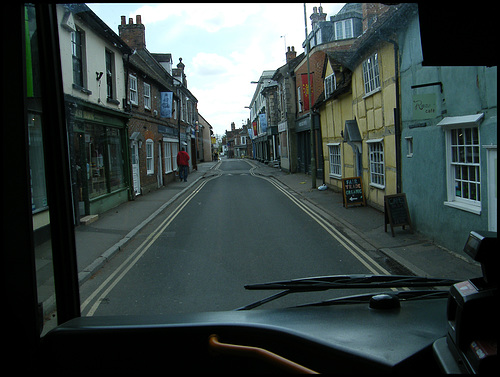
160;91;173;118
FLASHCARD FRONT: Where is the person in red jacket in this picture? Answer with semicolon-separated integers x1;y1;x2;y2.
176;147;190;182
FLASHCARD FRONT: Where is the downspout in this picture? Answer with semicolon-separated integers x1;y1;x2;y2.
381;35;402;194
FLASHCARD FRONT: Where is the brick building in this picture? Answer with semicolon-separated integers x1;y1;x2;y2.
119;15;198;195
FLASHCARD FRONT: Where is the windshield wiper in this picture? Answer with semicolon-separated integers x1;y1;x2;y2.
244;274;460;291
237;274;459;310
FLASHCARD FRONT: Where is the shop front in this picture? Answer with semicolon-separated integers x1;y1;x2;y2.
66;97;131;223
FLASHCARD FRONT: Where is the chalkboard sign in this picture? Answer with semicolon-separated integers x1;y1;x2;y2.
342;177;365;208
384;193;413;237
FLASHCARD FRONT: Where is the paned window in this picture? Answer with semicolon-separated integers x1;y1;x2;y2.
362;53;380;95
71;28;84;87
448;127;481;205
328;143;341;178
146;139;154;174
144;82;151;110
129;74;138;105
367;139;385;188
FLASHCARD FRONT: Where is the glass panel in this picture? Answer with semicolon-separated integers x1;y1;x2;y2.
25;3;58;335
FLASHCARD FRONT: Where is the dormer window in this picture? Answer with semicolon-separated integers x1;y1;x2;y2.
334;19;353;40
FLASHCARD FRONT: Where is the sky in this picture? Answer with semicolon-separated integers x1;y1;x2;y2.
88;3;345;136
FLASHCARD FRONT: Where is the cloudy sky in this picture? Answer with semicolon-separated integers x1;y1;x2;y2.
88;3;345;136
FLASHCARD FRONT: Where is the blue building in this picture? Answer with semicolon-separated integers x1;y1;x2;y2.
398;4;497;252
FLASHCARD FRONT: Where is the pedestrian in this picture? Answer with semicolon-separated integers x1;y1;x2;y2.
177;147;190;182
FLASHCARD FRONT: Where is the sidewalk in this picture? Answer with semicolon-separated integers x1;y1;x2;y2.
36;159;481;317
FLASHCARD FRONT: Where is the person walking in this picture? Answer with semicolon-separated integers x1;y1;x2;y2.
177;147;190;182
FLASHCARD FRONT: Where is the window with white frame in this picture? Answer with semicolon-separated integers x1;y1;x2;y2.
146;139;154;174
324;73;336;98
367;139;385;188
171;142;178;171
362;53;380;95
445;126;481;212
164;141;173;173
129;74;138;105
144;82;151;110
334;19;353;40
328;143;341;178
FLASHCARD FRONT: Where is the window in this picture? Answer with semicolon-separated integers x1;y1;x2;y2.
297;86;303;112
146;139;154;174
334;19;353;40
144;82;151;110
105;49;114;100
164;142;172;173
129;74;138;105
85;124;126;198
328;143;341;178
171;142;179;171
28;113;48;211
71;28;84;87
367;139;385;188
405;136;413;157
362;53;380;95
324;73;336;98
445;126;481;213
241;136;246;145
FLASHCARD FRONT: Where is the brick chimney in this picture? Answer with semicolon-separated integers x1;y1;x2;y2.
310;5;326;30
118;15;146;50
286;46;297;63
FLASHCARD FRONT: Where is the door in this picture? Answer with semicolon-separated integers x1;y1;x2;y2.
131;142;141;196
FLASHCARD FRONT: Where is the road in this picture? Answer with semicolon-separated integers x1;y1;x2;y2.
80;159;396;316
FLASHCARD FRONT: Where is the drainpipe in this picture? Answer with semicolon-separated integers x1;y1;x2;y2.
381;35;402;193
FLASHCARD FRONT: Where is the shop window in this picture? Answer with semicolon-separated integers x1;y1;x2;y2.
85;124;126;198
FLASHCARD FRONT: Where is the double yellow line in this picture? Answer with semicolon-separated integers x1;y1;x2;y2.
81;177;216;316
250;170;392;276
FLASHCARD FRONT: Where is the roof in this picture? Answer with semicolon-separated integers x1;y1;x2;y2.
64;3;131;55
327;3;417;71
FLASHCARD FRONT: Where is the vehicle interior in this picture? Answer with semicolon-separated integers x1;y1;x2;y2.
3;3;497;374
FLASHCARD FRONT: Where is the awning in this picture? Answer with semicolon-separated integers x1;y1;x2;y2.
130;131;144;142
437;113;484;128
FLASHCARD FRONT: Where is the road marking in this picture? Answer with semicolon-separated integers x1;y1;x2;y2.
82;177;215;316
251;172;392;276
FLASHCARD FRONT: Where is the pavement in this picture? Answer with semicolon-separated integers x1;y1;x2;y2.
35;158;482;318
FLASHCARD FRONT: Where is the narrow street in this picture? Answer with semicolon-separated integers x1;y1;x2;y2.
80;159;404;316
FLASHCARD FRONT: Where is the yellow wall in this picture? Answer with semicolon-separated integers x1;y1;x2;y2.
320;42;398;210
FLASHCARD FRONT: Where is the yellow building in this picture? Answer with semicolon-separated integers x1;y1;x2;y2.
319;10;401;211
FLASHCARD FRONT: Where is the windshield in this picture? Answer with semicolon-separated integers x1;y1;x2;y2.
23;3;495;334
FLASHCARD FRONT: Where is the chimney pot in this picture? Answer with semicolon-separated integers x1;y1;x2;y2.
129;18;133;25
136;15;141;24
121;16;126;25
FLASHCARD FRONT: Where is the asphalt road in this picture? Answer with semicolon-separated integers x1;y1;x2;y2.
80;159;387;316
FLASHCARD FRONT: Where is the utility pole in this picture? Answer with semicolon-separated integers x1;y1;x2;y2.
303;3;316;188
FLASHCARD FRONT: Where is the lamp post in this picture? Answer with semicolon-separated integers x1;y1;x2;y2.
304;3;316;188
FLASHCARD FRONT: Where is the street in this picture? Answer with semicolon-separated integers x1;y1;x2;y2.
79;159;409;316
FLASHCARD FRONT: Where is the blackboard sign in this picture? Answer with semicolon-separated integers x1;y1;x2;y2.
384;193;413;237
342;177;365;208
